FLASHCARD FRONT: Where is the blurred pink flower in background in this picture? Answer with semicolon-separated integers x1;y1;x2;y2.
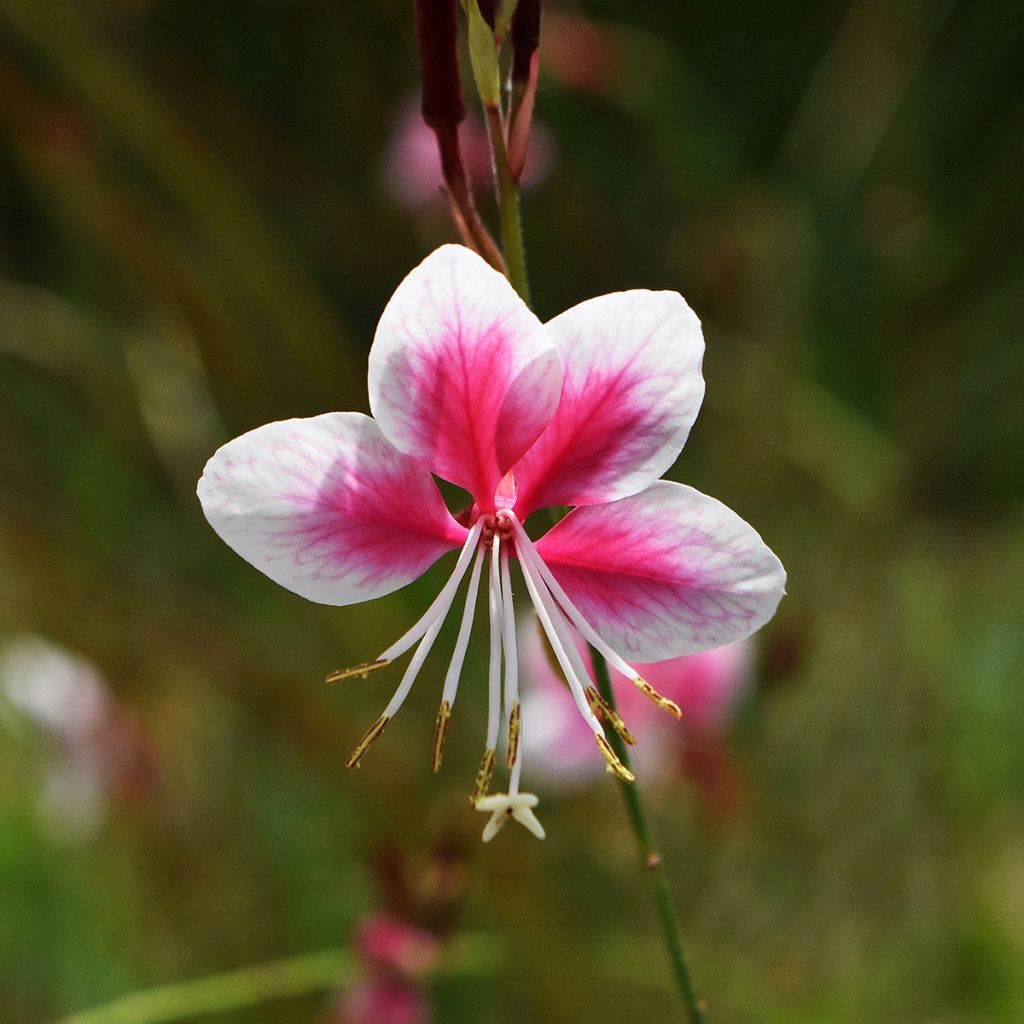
333;979;430;1024
0;635;159;840
542;11;617;95
328;839;468;1024
383;99;554;209
520;617;751;815
355;914;442;977
332;913;439;1024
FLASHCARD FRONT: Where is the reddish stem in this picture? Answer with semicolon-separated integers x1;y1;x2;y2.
414;0;506;272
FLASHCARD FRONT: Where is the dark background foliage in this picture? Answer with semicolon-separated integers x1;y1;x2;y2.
1;1;1022;1021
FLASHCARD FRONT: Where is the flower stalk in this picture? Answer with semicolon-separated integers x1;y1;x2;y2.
591;650;707;1023
465;5;706;1010
484;103;530;303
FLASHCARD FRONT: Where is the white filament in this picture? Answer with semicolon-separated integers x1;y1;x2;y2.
528;556;593;693
440;545;486;707
511;519;644;684
379;522;483;719
378;520;484;663
515;529;603;736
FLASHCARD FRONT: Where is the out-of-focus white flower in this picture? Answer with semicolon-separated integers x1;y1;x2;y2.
1;635;158;841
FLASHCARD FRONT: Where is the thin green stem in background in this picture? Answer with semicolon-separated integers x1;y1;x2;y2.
591;650;707;1024
55;935;504;1024
56;949;355;1024
483;104;530;304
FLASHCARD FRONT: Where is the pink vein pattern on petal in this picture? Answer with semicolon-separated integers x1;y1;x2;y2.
197;412;467;606
511;290;704;516
368;245;562;509
533;481;785;661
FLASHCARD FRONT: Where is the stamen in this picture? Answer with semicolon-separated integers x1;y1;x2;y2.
431;699;452;773
505;700;521;769
515;530;604;736
585;686;637;745
377;521;484;663
635;678;682;719
341;523;484;772
441;546;486;706
325;659;389;684
594;732;636;783
345;714;389;769
531;570;595;699
382;567;472;720
512;520;682;720
472;746;497;803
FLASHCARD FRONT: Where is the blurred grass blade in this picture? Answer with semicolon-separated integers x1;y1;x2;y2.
56;935;505;1024
0;0;361;408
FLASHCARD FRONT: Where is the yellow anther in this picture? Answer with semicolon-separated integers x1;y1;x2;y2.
505;700;521;769
432;700;452;773
325;659;389;684
344;715;389;769
584;686;637;745
633;677;682;719
471;747;497;803
594;732;636;783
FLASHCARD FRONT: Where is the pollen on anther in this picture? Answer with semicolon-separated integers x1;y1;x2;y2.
505;700;521;769
634;677;682;719
594;732;636;783
585;686;637;745
345;714;389;769
432;700;452;773
472;747;497;803
326;659;390;684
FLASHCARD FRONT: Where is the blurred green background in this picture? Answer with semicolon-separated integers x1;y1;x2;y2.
1;1;1023;1021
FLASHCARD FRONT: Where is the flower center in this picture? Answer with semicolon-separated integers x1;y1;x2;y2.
479;509;515;545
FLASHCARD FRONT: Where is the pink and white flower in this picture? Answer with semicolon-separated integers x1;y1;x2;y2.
197;244;785;841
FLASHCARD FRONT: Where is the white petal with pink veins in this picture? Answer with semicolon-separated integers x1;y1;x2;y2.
368;245;562;509
534;481;785;661
512;290;704;515
198;412;467;605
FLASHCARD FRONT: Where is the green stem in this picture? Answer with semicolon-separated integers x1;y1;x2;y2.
483;104;530;304
591;650;707;1024
468;33;703;1017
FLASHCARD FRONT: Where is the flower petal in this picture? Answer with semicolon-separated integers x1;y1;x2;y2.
511;290;704;515
197;412;467;605
368;244;562;508
533;481;785;660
